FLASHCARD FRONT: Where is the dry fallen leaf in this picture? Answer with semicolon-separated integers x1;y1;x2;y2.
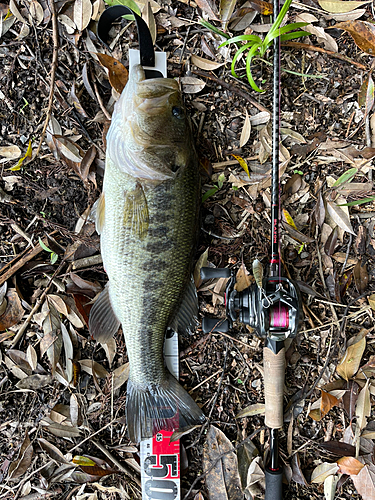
351;462;375;498
203;426;243;500
96;53;129;94
74;0;92;31
337;456;365;475
311;462;339;484
333;20;375;55
8;432;33;481
191;54;224;71
240;109;251;148
319;0;371;13
336;330;366;381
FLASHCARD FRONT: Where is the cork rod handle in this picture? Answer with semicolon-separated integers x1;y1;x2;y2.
263;346;285;429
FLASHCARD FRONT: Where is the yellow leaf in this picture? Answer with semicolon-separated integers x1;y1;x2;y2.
283;208;298;230
72;456;96;466
8;140;32;171
232;154;250;177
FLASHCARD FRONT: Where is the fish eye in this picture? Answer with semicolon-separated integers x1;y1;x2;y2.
172;106;184;119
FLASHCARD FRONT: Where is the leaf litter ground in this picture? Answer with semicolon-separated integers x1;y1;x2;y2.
1;0;375;499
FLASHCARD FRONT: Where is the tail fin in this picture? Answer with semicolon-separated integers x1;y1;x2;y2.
126;372;205;443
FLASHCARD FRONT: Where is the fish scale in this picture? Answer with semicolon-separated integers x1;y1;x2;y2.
90;65;205;442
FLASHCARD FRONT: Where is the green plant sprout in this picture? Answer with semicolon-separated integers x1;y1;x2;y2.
39;238;58;264
203;0;309;93
202;173;226;203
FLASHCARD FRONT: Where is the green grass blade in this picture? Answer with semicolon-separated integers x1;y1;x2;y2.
280;31;310;41
231;43;254;77
220;34;263;47
337;195;375;207
200;19;230;39
246;44;264;93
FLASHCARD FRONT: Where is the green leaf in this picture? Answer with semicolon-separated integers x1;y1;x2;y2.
104;0;141;16
217;173;226;189
332;167;358;187
50;253;58;264
200;19;230;39
280;31;310;41
337;195;375;207
202;186;219;203
38;238;52;253
246;44;264;92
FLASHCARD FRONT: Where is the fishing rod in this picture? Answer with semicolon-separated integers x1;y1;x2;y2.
200;0;302;497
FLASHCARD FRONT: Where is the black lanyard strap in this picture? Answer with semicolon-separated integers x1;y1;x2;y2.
97;5;155;68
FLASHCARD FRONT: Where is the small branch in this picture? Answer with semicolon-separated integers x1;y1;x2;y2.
34;0;59;158
282;41;368;71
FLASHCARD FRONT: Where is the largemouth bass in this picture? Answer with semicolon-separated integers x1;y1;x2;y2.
89;65;205;443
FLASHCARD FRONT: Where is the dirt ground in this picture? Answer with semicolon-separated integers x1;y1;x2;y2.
1;0;375;499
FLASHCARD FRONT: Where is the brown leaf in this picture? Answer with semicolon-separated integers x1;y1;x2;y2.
16;374;53;390
355;226;367;255
203;426;243;500
8;433;33;481
353;260;369;294
336;330;366;380
235;263;251;292
326;200;355;235
319;441;356;457
334;21;375;55
44;422;81;438
38;438;69;464
70;83;88;118
291;453;308;486
351;462;375;497
73;0;92;31
0;289;24;331
195;0;219;19
337;456;365;475
321;390;339;418
343;380;360;419
236;440;258;490
282;222;315;244
356;379;371;432
324;226;338;256
96;53;128;94
79;465;118;477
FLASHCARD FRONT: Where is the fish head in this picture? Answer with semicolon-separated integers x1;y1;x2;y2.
108;65;193;181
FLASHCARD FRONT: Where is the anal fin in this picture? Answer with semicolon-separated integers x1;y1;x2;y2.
170;277;198;336
89;284;120;344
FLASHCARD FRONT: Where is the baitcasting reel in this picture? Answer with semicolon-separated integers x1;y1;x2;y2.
200;266;301;342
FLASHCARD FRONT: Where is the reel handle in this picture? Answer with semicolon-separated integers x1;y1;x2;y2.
200;267;232;280
201;317;230;333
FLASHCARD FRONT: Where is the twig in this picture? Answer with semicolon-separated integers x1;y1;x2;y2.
282;41;368;70
191;69;271;114
34;0;59;158
0;231;58;286
188;368;223;394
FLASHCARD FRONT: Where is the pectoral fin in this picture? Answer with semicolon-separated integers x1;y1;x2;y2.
123;183;149;240
91;192;105;234
89;284;120;344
